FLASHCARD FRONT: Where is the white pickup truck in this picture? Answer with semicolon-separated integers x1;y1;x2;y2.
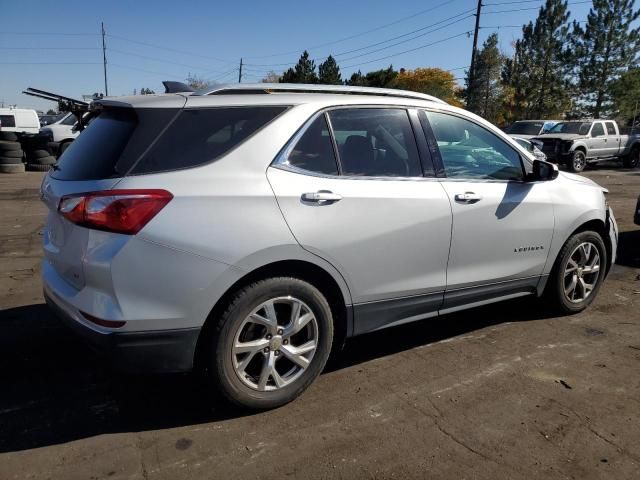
533;119;640;172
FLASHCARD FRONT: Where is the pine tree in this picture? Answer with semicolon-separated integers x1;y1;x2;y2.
465;34;504;122
346;70;367;86
280;51;318;84
318;55;342;84
569;0;640;118
502;0;571;120
364;65;397;87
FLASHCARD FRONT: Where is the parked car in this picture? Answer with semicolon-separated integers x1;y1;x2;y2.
512;137;547;161
0;108;40;134
39;112;81;156
505;120;560;139
39;112;66;126
533;120;640;172
41;84;618;409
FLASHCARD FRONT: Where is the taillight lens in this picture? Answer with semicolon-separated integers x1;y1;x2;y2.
58;189;173;234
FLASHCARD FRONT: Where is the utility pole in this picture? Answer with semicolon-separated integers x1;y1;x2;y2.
468;0;483;90
238;57;243;83
101;22;108;96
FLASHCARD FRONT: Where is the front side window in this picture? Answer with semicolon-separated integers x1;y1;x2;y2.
425;110;523;180
591;123;605;137
328;108;421;177
282;114;339;175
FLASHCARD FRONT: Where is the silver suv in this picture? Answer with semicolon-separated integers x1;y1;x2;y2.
41;84;618;409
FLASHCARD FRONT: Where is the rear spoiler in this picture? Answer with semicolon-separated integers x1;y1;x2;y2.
162;81;195;94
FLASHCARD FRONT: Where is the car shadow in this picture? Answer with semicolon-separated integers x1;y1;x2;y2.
0;296;553;454
616;229;640;268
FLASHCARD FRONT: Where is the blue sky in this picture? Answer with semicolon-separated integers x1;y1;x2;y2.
1;0;594;112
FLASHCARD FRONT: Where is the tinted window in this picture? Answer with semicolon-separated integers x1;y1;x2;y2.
0;115;16;127
284;115;338;175
132;107;287;174
591;123;604;137
61;114;77;126
506;122;543;136
425;111;523;180
328;108;421;177
605;122;616;135
549;122;591;135
52;108;177;181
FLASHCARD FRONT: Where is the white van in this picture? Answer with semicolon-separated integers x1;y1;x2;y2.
0;108;40;134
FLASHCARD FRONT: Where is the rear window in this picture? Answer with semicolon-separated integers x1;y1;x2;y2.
52;106;286;180
130;106;288;175
506;122;543;135
0;115;16;128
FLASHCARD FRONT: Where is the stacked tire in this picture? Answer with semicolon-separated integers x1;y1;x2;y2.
22;134;56;172
0;132;25;174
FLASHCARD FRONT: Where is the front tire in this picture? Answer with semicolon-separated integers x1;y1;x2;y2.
210;277;334;409
545;231;607;314
569;150;587;172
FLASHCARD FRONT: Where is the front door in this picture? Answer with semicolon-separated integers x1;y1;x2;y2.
420;109;555;311
267;108;452;333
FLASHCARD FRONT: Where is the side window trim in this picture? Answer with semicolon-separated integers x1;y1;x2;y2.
408;109;436;177
324;111;343;176
420;108;526;182
418;109;446;177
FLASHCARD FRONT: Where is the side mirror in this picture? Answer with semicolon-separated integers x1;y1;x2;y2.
530;159;558;181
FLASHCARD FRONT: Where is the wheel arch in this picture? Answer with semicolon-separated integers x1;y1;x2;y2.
194;258;352;370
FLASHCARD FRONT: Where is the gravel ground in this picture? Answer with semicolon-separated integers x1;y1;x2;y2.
0;166;639;479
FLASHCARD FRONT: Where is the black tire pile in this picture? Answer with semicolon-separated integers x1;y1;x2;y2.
0;132;25;174
21;135;57;172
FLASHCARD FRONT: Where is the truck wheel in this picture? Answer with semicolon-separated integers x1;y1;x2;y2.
623;146;639;169
569;150;586;172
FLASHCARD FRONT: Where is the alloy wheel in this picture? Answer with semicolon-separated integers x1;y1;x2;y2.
232;296;319;391
573;152;586;171
563;241;601;303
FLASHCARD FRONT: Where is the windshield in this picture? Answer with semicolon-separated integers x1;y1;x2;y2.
548;122;591;135
506;122;543;135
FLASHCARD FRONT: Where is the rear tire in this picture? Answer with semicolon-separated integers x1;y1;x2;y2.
210;277;334;410
0;156;23;164
25;163;53;172
0;163;25;174
544;231;607;314
0;149;24;158
0;141;22;151
623;146;640;168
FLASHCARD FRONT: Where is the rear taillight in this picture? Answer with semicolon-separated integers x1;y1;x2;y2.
58;189;172;234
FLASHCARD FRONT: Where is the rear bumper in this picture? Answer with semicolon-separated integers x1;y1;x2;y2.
44;285;200;373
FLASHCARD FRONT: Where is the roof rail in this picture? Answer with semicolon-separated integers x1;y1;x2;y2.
194;83;447;104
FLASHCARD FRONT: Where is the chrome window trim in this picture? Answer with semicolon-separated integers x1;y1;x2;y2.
272;104;427;180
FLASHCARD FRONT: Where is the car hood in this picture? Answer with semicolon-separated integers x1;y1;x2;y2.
558;171;604;190
534;134;587;141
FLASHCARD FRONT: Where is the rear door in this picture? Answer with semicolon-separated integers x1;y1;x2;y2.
604;121;621;156
419;109;554;310
267;107;452;334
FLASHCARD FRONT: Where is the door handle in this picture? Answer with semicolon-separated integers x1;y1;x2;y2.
301;191;342;204
454;192;482;203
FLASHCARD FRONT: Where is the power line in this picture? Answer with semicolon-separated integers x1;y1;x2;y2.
0;31;99;36
0;46;100;50
108;48;224;73
106;33;234;65
484;0;591;14
342;30;472;69
244;12;474;69
0;62;101;65
244;0;459;60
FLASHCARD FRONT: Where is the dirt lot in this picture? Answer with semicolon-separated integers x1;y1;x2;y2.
1;166;639;479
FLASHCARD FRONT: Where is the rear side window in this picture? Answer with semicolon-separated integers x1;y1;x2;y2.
283;114;339;175
0;115;16;127
605;122;616;135
52;108;176;181
131;106;287;174
591;123;605;137
328;108;422;177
